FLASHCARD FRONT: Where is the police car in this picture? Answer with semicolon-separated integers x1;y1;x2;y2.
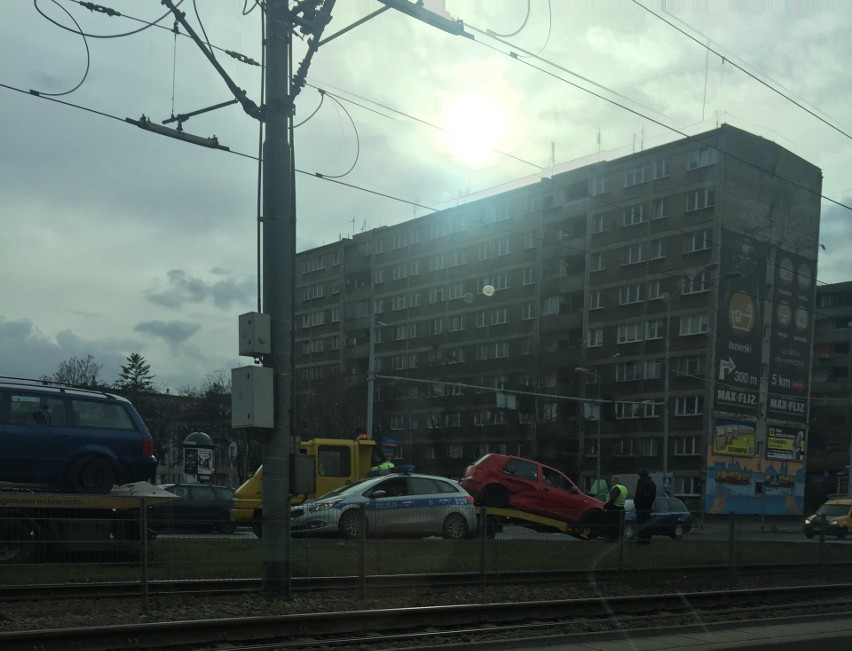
290;471;477;539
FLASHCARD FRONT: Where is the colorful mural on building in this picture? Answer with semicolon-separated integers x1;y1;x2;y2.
705;418;805;515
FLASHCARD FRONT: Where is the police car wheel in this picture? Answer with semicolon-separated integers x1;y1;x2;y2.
443;513;469;539
339;510;364;539
671;523;684;539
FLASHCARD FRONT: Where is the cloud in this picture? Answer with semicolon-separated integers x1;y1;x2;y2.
135;320;202;346
146;270;255;310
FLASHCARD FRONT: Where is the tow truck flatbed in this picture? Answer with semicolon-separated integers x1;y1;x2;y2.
0;481;177;510
478;506;599;539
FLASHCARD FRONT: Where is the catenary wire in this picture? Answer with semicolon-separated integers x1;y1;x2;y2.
31;0;90;96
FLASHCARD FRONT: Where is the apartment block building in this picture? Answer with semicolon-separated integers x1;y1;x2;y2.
293;125;822;515
810;281;852;509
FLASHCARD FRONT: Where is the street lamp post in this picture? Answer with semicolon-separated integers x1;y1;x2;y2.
575;367;602;493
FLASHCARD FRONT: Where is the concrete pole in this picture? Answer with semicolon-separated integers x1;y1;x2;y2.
261;0;293;598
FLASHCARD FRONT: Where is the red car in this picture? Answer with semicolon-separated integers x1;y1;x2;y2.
460;453;605;523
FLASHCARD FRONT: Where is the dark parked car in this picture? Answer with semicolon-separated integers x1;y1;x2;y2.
460;453;605;524
0;378;157;493
624;496;693;540
149;484;237;533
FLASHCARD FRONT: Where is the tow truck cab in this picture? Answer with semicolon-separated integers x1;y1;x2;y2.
230;436;376;537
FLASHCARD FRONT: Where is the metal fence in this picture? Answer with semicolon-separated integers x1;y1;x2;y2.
1;506;848;602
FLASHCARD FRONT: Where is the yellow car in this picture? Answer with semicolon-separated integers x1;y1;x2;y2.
804;497;852;539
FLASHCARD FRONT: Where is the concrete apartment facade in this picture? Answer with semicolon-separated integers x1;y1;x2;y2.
293;125;822;515
810;281;852;509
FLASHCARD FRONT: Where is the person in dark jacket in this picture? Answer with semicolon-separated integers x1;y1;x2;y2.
634;468;656;545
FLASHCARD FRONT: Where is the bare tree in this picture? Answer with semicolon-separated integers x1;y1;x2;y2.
45;354;103;387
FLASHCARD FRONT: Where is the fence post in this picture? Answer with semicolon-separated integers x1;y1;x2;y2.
618;510;625;580
358;503;366;600
478;505;487;590
728;512;735;579
139;497;149;613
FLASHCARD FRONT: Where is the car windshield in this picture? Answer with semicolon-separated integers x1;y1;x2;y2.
816;503;851;517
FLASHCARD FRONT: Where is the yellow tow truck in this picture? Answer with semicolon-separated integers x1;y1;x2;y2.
230;436;376;538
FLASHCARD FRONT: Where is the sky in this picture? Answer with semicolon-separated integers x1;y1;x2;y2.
2;0;852;393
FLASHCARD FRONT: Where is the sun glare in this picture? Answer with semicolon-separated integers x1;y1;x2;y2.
442;92;506;168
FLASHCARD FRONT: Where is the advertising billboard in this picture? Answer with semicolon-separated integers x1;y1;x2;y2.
712;418;756;457
767;249;814;424
767;425;806;462
713;231;766;418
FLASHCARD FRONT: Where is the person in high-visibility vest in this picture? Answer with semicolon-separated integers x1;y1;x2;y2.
369;459;395;476
604;475;628;539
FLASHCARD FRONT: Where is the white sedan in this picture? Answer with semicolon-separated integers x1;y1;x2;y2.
290;472;477;539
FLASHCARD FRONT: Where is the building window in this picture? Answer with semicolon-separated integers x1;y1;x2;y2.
640;438;659;456
623;243;645;265
448;347;465;364
491;341;510;358
520;337;531;354
682;270;712;294
392;295;406;311
685;229;712;253
588;328;604;347
675;355;704;377
429;254;447;271
647;280;662;301
541;296;560;315
592;213;605;233
475;343;488;360
449;249;466;266
449;315;465;332
497;237;511;256
618;283;642;305
591;252;606;272
679;313;709;335
644;359;662;380
614;439;636;456
429;286;445;303
330;307;340;323
448;282;465;300
591;175;608;196
522;266;536;285
624;164;651;188
431;318;444;335
675;396;703;416
476;311;487;328
675;476;701;497
589;291;603;310
374;268;384;284
447;414;461;428
524;230;537;249
448;443;464;457
521;303;534;320
686;187;716;212
617;322;642;344
478;243;489;261
653;158;670;179
688;146;718;170
652;198;668;220
646;319;664;339
649;239;665;260
623;203;646;226
674;436;701;456
491;307;508;325
616;360;643;381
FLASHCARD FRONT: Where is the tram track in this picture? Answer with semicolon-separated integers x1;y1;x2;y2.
3;562;851;602
2;583;852;650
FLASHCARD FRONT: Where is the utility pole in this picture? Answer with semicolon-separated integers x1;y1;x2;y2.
262;0;294;597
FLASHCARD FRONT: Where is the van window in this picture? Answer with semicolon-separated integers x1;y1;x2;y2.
72;400;136;430
4;393;68;427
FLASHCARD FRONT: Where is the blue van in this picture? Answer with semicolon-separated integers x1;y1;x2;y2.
0;379;157;493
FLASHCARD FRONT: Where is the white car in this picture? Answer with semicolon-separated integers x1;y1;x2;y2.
290;472;477;539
